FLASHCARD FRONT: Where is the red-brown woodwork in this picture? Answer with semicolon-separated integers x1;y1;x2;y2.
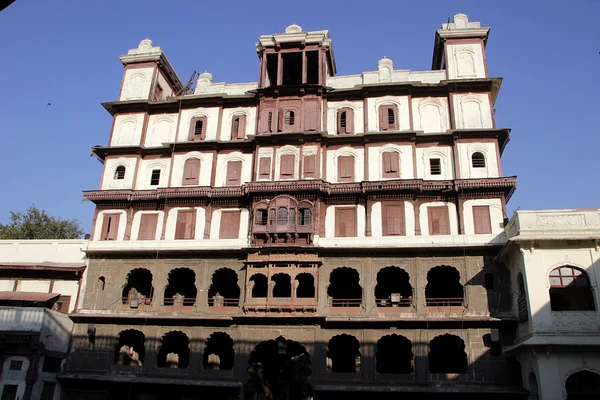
428;206;450;235
335;207;357;237
382;202;405;236
219;210;241;239
138;213;158;240
337;156;355;182
226;161;243;186
175;209;196;240
100;213;120;241
182;158;200;186
382;151;400;178
473;205;492;234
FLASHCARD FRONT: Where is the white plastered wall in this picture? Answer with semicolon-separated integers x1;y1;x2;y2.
446;43;487;79
456;142;499;179
366;96;411;132
164;207;206;240
326;147;365;183
326;100;364;135
256;148;274;181
131;211;165;241
0;356;29;400
412;97;451;133
177;107;220;141
301;145;319;179
462;198;504;235
367;144;414;180
452;93;493;129
101;157;138;190
0;280;14;291
170;152;214;187
370;201;415;237
324;205;366;238
419;202;458;236
52;281;80;312
209;208;250;240
275;145;301;181
135;158;171;189
110;113;144;146
120;67;154;101
93;210;128;241
156;71;173;99
416;146;454;180
145;114;179;147
214;152;252;187
17;280;51;292
220;107;257;141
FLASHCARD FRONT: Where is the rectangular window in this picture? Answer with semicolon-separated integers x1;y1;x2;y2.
337;108;354;134
175;209;196;240
304;103;319;132
54;295;71;313
182;158;201;186
258;109;274;133
42;357;62;373
279;154;295;179
150;169;161;186
428;206;450;235
382;203;405;236
382;151;400;178
379;105;399;130
100;213;120;241
258;157;271;179
189;116;207;141
255;209;268;226
219;210;241;239
335;208;357;237
40;382;56;400
429;158;441;175
473;205;492;234
153;84;163;101
303;155;316;178
226;161;242;186
9;360;22;371
337;156;354;182
231;115;247;140
1;385;18;400
138;213;159;240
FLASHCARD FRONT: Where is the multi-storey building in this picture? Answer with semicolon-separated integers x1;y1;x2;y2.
62;14;525;399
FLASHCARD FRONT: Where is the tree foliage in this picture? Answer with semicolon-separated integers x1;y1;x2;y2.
0;205;84;240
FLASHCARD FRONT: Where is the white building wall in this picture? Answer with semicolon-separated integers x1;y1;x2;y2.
135;158;171;189
419;202;458;236
326;147;365;183
177;107;220;141
144;114;179;147
462;198;504;235
93;210;128;241
0;280;14;291
101;157;138;190
0;240;86;264
370;201;415;237
110;113;144;146
170;152;214;187
366;96;411;132
209;208;250;241
119;67;154;101
131;211;165;241
16;280;51;293
52;281;80;312
456;142;499;179
220;107;257;141
164;207;206;240
446;43;487;79
412;97;451;133
452;93;493;129
367;144;414;180
155;71;173;99
214;152;253;187
416;146;454;180
326;100;364;135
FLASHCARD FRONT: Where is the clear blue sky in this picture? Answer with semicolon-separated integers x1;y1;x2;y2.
0;0;598;234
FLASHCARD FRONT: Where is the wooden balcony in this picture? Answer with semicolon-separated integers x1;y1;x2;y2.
425;298;464;313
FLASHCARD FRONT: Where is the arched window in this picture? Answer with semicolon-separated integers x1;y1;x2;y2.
98;276;106;291
328;267;362;307
250;274;268;298
337;107;354;134
115;329;145;366
114;166;126;180
157;331;190;368
328;334;361;373
298;208;311;225
471;152;486;168
375;266;412;307
204;332;234;370
208;268;240;307
376;335;413;374
122;268;154;306
425;265;464;308
549;266;595;311
566;370;600;399
272;273;291;297
182;158;201;186
164;268;197;307
277;207;288;225
231;114;246;140
284;111;295;126
429;334;468;373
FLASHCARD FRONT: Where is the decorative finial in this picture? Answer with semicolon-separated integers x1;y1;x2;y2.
285;24;302;33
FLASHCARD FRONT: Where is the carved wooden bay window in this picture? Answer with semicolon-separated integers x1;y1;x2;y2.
252;196;314;246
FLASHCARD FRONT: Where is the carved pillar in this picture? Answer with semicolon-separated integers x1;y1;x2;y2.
413;198;422;236
457;196;466;235
365;199;374;237
124;207;134;240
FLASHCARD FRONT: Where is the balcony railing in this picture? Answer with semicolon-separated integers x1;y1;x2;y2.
425;298;463;307
121;297;152;308
208;298;240;307
376;298;412;307
163;298;196;307
330;298;362;308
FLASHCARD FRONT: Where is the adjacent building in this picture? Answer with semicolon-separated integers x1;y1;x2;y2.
63;14;525;399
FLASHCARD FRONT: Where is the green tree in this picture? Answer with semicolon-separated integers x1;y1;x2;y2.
0;205;84;240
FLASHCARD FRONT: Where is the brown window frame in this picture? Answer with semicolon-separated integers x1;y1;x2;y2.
279;154;295;179
114;166;126;180
188;116;207;141
337;107;354;135
429;158;442;175
379;104;399;131
381;151;400;179
335;207;357;237
174;209;196;240
100;213;121;241
337;155;355;183
219;210;241;239
258;157;271;179
226;160;243;186
472;205;492;234
303;155;317;178
471;152;486;168
549;266;596;311
427;206;450;235
182;158;201;186
381;202;405;236
138;213;159;240
231;114;247;141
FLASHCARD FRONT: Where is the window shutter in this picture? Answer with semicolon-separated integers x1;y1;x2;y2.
428;206;450;235
335;208;356;237
259;157;271;179
346;108;354;134
305;104;318;131
138;213;158;240
183;158;200;186
303;155;316;178
280;154;295;178
383;152;392;173
102;214;120;241
337;156;354;182
390;151;399;173
219;210;241;239
337;109;344;134
382;204;404;236
226;161;242;186
389;105;399;130
175;210;196;240
382;152;399;178
379;106;389;131
258;110;270;133
237;115;246;139
278;109;284;132
473;205;492;234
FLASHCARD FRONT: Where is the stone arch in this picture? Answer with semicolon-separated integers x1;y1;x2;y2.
327;334;360;373
208;268;240;306
115;329;145;365
327;267;362;307
460;95;484;129
375;266;412;307
376;334;413;374
548;265;595;311
122;268;154;304
418;98;445;133
249;273;268;298
157;331;190;368
455;49;476;77
428;334;467;373
566;370;600;399
116;117;138;145
295;273;315;298
164;268;197;306
425;265;464;307
271;273;292;298
204;331;235;370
